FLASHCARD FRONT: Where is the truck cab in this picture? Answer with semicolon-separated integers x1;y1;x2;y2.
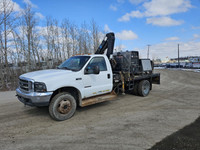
16;54;115;120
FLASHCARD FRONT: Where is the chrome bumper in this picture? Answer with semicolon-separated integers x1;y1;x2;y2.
16;88;53;106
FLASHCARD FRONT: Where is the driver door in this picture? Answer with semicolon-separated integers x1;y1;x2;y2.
82;57;112;98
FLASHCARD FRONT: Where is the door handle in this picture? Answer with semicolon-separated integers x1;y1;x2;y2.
107;74;110;79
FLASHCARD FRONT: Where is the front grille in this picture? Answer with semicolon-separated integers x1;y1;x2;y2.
19;78;31;91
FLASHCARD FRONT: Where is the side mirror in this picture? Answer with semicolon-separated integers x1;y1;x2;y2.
85;65;100;74
93;66;100;74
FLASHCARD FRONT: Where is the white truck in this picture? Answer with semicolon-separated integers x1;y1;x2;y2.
16;33;160;121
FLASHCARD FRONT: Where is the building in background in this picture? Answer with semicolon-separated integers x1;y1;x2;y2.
169;56;200;68
189;56;200;68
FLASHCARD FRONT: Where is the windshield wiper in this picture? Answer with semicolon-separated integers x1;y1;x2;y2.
62;66;71;70
61;66;78;71
57;66;70;70
57;66;78;71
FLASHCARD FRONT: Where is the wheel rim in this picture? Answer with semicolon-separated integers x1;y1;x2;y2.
57;99;72;114
143;81;150;95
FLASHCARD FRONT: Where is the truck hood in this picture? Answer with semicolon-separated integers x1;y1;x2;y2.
20;69;76;82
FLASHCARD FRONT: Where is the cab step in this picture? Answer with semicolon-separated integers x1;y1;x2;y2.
81;91;117;107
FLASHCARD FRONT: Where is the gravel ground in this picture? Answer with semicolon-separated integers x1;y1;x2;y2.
0;69;200;150
149;116;200;150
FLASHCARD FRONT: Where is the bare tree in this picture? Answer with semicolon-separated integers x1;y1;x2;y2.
61;19;71;59
22;3;37;71
43;16;63;67
79;22;91;54
1;0;14;71
31;27;41;70
11;22;26;72
0;0;15;89
0;30;4;89
91;19;100;53
54;19;61;61
43;16;52;61
70;23;78;56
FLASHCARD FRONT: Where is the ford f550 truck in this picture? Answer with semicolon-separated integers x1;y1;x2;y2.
16;33;160;121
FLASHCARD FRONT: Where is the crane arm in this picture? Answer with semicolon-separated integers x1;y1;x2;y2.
95;32;115;59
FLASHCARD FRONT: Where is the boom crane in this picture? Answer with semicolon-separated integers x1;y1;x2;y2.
95;32;115;59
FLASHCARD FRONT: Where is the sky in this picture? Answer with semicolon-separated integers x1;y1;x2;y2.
12;0;200;60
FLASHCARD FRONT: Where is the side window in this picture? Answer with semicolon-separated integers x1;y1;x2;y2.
87;57;107;71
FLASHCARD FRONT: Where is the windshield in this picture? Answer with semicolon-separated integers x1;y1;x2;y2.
58;56;90;71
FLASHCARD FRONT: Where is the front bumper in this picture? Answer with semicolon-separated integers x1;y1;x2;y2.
16;88;53;106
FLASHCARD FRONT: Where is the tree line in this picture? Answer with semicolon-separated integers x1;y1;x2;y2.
0;0;102;91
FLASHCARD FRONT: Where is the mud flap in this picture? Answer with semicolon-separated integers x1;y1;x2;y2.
152;73;160;84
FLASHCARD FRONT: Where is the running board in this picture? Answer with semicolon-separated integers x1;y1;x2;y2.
81;91;117;107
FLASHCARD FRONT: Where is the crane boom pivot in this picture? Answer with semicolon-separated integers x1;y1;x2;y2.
95;32;115;59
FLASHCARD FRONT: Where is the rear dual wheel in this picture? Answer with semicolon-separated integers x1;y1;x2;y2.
133;80;150;97
138;80;150;97
49;92;77;121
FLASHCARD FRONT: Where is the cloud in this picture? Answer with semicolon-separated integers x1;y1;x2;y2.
35;12;44;19
116;30;138;40
114;44;126;52
146;16;184;26
104;24;112;32
143;0;192;17
117;0;125;3
118;10;144;22
104;25;138;40
129;0;146;5
23;0;37;8
165;37;180;41
0;0;22;12
118;0;192;25
110;4;117;11
193;34;200;39
12;1;22;12
192;26;200;30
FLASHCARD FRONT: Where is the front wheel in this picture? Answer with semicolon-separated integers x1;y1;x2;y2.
138;80;150;97
49;92;77;121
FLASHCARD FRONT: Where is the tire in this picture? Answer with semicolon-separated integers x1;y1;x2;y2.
49;92;77;121
133;82;139;95
138;80;150;97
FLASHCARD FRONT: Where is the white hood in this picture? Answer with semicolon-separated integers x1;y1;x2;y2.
20;69;76;82
20;69;82;91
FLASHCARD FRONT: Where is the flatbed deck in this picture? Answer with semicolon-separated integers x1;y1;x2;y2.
134;73;160;84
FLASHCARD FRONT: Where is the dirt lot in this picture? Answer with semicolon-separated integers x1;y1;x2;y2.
0;70;200;150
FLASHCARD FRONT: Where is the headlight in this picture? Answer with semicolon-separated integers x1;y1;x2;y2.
34;82;47;92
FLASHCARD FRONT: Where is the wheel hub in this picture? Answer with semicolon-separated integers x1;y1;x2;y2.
58;99;71;114
143;82;150;94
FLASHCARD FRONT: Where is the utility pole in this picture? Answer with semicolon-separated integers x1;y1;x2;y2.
178;44;180;68
147;44;151;59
